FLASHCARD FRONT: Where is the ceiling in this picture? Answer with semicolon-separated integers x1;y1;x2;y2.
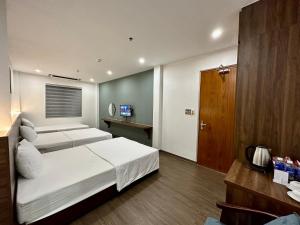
7;0;257;83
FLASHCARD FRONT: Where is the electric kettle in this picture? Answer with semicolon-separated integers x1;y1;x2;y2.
245;145;272;172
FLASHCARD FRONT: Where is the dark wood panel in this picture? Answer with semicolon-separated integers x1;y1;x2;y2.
223;160;300;225
102;118;153;139
198;66;236;172
0;114;21;225
235;0;300;161
102;118;152;129
0;133;12;225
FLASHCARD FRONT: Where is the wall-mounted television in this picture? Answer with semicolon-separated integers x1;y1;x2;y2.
120;105;133;117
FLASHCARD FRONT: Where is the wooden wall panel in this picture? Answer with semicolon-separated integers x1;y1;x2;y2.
0;133;13;225
0;115;21;225
235;0;300;160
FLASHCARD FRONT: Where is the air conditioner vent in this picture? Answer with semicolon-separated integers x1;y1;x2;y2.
48;74;81;81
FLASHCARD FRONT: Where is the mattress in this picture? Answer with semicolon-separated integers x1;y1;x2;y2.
35;124;89;134
86;137;159;191
32;132;73;153
32;128;112;153
63;128;112;146
17;146;116;225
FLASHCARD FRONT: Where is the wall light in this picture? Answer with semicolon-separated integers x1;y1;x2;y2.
211;28;223;40
139;57;145;64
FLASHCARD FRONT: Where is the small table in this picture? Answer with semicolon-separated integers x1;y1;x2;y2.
222;160;300;224
102;118;153;139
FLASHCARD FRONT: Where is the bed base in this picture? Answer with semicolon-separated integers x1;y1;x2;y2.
28;185;117;225
26;169;159;225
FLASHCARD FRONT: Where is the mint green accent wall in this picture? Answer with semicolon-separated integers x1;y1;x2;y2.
99;69;153;146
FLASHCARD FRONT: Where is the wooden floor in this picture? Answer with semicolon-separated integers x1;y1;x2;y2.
70;152;226;225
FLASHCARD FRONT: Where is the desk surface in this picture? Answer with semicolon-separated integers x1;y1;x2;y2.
102;118;152;129
225;160;300;210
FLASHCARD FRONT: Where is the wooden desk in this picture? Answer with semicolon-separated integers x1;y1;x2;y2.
102;118;153;139
222;160;300;224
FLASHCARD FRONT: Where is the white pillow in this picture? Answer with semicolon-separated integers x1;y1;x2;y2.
21;118;35;129
16;139;43;179
20;126;38;142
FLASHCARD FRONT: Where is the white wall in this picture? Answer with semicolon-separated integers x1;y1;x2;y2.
161;46;238;161
10;69;21;114
17;71;99;128
152;66;163;149
0;0;12;130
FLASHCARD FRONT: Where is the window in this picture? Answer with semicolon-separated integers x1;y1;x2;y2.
45;84;82;118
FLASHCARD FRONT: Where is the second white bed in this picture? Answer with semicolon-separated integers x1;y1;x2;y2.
33;128;112;153
87;137;159;191
35;123;89;134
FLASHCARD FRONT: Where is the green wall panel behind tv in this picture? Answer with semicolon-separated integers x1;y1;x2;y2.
99;69;153;146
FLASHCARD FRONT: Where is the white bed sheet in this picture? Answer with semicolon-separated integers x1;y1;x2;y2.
32;128;112;153
86;137;159;191
17;146;116;225
32;132;73;153
63;128;112;146
35;124;89;134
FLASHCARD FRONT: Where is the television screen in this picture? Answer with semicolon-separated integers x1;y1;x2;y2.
120;105;132;117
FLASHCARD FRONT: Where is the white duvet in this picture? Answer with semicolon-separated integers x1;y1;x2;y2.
86;137;159;191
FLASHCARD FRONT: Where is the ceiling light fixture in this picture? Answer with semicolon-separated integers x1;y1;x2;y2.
211;28;223;40
90;78;95;82
107;70;113;75
35;69;41;73
139;57;145;64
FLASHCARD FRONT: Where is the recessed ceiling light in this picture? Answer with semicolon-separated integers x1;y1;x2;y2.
211;28;223;39
35;69;41;73
89;78;95;82
139;57;145;64
107;70;113;75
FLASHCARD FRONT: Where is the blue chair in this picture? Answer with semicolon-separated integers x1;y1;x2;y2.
204;202;300;225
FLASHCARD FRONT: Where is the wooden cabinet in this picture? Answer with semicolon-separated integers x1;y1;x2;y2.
222;160;300;224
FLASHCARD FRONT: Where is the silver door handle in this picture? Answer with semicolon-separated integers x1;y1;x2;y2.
200;120;207;130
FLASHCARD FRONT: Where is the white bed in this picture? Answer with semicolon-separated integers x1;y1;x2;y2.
35;123;89;134
32;128;112;153
17;146;116;225
63;128;112;147
87;137;159;191
17;137;159;224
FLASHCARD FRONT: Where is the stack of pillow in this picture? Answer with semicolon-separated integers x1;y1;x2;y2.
20;118;37;142
16;118;43;179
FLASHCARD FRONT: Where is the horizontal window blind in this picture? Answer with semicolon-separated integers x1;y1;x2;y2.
46;84;82;118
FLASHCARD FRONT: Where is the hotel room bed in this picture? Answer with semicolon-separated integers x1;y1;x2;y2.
17;137;159;224
34;123;89;134
32;128;112;153
17;146;116;224
87;137;159;191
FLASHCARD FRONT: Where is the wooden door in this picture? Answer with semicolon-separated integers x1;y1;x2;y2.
197;65;236;173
